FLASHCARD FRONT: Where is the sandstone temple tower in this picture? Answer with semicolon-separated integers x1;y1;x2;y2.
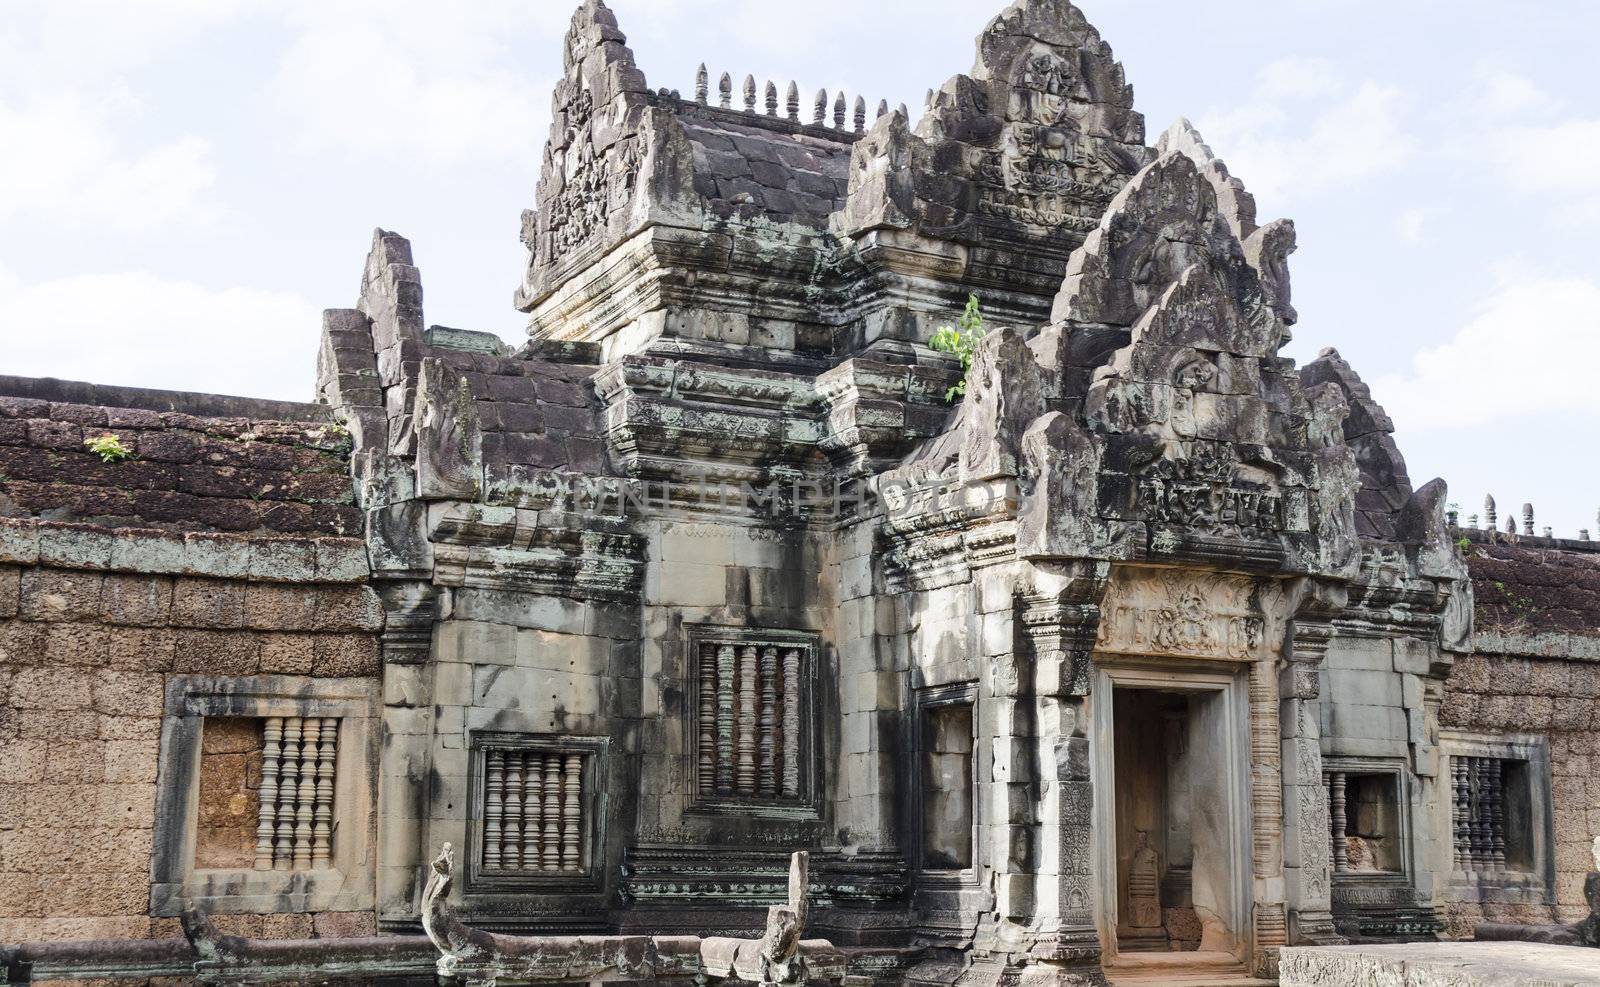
3;2;1598;985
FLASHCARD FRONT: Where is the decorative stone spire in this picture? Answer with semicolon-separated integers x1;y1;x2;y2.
1522;503;1535;536
876;99;889;120
1484;495;1497;531
786;81;799;120
1505;515;1517;536
813;88;827;124
695;63;708;103
853;96;866;131
897;102;908;118
765;80;778;115
833;90;846;128
718;71;732;108
743;74;757;112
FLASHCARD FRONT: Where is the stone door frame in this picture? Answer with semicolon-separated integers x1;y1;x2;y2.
1089;660;1254;967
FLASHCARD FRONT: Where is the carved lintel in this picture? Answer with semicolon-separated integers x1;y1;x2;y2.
1094;567;1267;662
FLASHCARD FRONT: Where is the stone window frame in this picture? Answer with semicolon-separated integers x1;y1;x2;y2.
150;674;379;916
684;624;821;819
463;731;610;894
1322;756;1414;883
910;682;981;888
1438;730;1555;905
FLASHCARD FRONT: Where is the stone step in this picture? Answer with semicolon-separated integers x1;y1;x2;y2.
1104;951;1275;987
1106;974;1277;987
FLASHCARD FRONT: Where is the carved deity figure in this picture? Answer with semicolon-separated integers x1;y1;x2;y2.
1345;835;1377;872
1128;830;1162;929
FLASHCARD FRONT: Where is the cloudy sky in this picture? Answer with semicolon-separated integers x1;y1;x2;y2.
2;0;1596;535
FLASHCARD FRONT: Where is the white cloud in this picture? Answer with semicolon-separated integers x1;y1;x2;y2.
1256;56;1342;100
0;91;217;232
0;266;321;403
268;1;569;168
1196;58;1415;207
1371;270;1600;432
1483;117;1600;221
1397;207;1430;244
1478;69;1556;118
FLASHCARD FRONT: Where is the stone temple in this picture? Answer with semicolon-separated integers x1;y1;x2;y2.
2;1;1599;984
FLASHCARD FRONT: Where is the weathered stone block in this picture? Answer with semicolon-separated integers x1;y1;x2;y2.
105;626;177;671
247;537;316;582
311;633;380;677
99;573;174;626
106;528;185;574
0;620;48;665
173;629;260;675
36;524;114;569
43;622;111;666
312;910;378;939
256;632;316;674
171;578;246;628
314;539;370;583
90;669;164;717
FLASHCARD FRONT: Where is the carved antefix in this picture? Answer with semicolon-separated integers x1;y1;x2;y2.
1094;567;1268;661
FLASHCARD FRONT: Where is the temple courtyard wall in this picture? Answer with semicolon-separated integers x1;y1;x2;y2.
0;381;382;944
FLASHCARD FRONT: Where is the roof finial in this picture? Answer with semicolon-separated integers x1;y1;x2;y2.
1484;495;1497;531
695;64;708;104
1522;503;1535;537
1505;515;1517;536
1581;529;1592;542
833;90;847;129
1542;526;1553;539
813;88;827;125
876;99;889;120
718;72;732;109
853;95;866;132
1469;514;1480;530
743;74;757;113
765;80;778;116
897;102;908;119
786;81;799;121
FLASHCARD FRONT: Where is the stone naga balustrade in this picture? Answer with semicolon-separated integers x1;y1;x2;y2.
421;844;847;986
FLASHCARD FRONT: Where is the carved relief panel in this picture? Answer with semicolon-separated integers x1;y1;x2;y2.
1094;567;1269;662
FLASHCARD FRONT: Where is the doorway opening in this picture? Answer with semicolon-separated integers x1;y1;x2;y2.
1102;681;1248;970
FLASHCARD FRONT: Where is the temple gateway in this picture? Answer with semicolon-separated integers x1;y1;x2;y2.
2;2;1598;985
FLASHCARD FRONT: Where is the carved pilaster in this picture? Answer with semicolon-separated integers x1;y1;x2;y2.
1280;577;1345;948
376;579;439;925
1017;561;1109;977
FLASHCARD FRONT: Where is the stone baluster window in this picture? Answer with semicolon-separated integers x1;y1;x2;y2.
468;733;607;889
1450;755;1531;875
1323;768;1402;875
150;675;378;918
690;632;814;811
253;716;339;871
1439;732;1553;904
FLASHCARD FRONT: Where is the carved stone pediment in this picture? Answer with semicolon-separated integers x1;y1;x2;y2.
838;0;1150;251
1094;566;1271;661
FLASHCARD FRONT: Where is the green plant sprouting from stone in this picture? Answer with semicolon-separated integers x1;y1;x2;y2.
930;294;987;403
84;433;134;463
